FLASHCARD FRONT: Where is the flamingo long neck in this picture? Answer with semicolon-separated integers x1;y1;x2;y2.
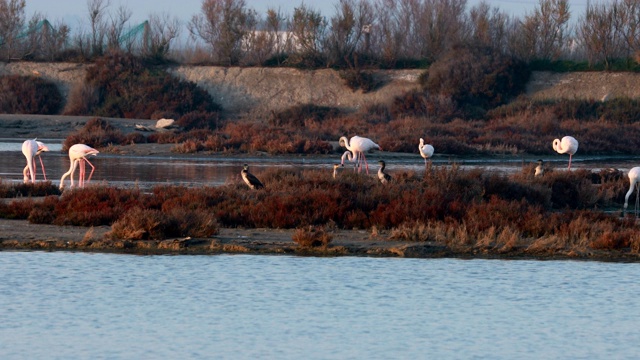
625;180;638;208
341;151;355;165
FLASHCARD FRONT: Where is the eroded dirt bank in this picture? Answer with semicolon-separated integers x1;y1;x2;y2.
3;61;640;118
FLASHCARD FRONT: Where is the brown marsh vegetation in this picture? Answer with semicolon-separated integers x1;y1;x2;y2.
0;165;638;256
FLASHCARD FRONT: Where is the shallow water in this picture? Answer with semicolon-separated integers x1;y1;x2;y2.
1;252;639;359
1;139;638;188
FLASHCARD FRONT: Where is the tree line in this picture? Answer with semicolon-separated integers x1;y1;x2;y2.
1;0;640;69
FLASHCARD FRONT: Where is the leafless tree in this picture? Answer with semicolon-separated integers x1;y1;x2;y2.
411;0;468;61
325;0;374;66
0;0;26;60
145;13;180;60
371;0;408;65
87;0;110;57
287;3;327;65
106;5;132;51
467;1;511;54
578;1;623;68
512;0;570;61
616;0;640;61
188;0;257;65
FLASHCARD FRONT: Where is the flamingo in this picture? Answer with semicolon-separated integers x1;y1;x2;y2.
553;136;578;169
241;164;264;189
22;139;49;183
534;159;544;177
338;135;381;174
340;150;358;172
59;144;99;189
418;138;434;166
377;160;392;184
623;167;640;217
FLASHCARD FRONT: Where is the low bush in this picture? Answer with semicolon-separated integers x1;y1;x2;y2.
62;117;129;151
0;75;63;114
292;226;333;248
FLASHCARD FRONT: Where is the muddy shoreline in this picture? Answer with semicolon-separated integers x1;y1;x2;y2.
1;218;637;262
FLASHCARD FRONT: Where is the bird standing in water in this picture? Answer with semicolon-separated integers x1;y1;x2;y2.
553;136;578;169
419;138;434;166
623;167;640;217
378;160;392;184
339;135;381;174
59;144;99;189
241;164;264;189
22;139;49;183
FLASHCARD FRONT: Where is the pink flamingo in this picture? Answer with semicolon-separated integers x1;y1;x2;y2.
553;136;578;169
340;150;358;172
59;144;99;189
623;167;640;217
22;139;49;183
338;136;381;174
418;138;434;166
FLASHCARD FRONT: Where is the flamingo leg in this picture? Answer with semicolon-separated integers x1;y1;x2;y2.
361;152;369;174
636;189;640;218
85;158;96;183
79;159;86;187
38;155;47;181
568;154;572;170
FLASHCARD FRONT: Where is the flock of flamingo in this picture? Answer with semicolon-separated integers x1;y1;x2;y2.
16;134;640;217
21;140;99;189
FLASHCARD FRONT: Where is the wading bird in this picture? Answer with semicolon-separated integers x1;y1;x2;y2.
333;164;341;179
378;160;392;184
419;138;434;166
534;159;544;177
623;167;640;217
553;136;578;169
22;139;49;183
338;135;381;174
59;144;99;189
340;150;358;171
241;164;264;189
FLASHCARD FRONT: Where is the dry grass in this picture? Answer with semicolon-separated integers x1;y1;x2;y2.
292;226;333;248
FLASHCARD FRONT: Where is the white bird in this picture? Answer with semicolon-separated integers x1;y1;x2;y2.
553;136;579;169
419;138;434;166
59;144;99;189
623;167;640;217
339;135;381;174
534;159;544;177
22;139;49;183
241;164;264;189
378;160;392;184
340;150;358;172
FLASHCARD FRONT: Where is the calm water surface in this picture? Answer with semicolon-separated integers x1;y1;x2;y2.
1;139;638;188
1;252;639;359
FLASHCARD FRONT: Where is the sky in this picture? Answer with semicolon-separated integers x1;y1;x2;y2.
24;0;592;27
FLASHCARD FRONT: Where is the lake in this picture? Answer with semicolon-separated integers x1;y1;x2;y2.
0;252;639;359
1;139;638;189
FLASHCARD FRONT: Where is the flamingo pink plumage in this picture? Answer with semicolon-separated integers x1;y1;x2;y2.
338;136;381;174
59;144;99;189
22;139;49;183
623;167;640;217
553;136;578;169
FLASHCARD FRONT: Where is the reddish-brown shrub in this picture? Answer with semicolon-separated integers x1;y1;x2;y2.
0;75;63;114
63;117;127;151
